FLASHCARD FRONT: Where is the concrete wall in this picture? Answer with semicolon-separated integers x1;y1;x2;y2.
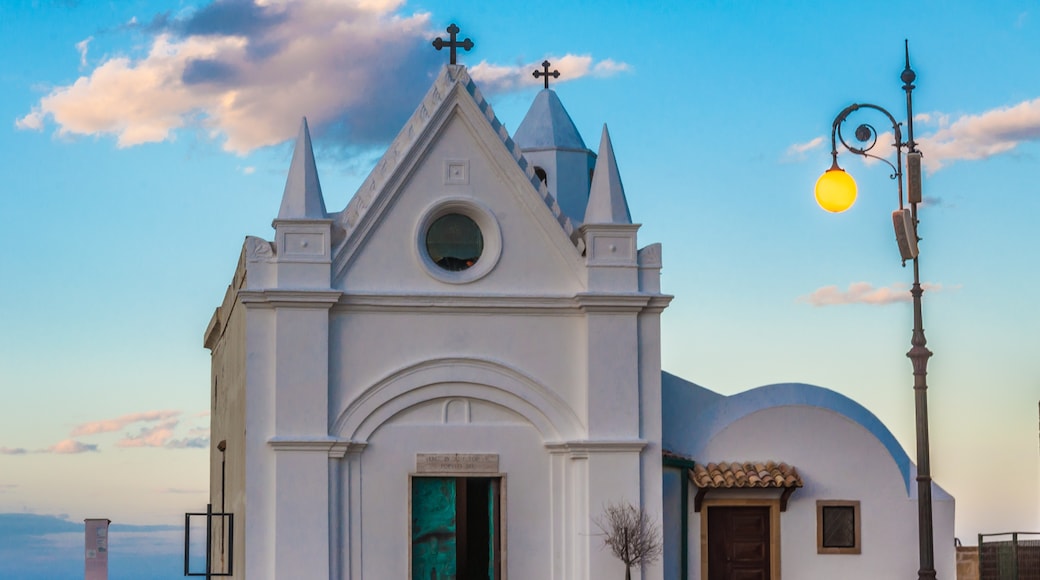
205;255;248;579
663;402;956;580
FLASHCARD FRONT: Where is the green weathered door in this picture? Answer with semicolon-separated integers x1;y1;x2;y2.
411;477;500;580
412;478;458;580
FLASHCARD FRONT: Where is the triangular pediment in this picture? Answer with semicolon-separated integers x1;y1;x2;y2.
329;65;586;293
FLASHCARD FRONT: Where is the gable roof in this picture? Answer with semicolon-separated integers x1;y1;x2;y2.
513;89;590;153
330;65;581;279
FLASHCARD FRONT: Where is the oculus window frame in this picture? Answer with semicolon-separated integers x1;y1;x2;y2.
416;198;502;284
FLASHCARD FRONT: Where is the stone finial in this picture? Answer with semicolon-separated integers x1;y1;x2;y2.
277;117;327;220
584;124;632;224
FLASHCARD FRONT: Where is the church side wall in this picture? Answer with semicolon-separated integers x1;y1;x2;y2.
208;284;247;579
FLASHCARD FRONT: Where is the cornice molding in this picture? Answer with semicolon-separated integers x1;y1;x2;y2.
327;292;672;315
545;439;648;455
267;436;366;458
334;292;581;315
239;289;343;309
642;295;674;314
573;293;651;313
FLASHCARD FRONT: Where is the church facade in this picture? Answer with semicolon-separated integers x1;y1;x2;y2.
201;56;955;579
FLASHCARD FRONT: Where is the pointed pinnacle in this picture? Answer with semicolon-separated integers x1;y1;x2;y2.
278;117;327;220
584;124;632;224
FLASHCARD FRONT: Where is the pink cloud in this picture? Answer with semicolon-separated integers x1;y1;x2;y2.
798;281;946;307
16;2;626;155
16;2;432;154
45;439;99;454
0;447;28;456
116;418;180;448
70;410;181;436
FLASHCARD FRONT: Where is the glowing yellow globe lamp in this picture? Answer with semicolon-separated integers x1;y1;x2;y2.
814;162;858;213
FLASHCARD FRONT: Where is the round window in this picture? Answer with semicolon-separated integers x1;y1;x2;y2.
425;213;483;271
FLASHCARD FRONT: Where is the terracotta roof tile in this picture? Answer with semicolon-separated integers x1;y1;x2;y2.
691;461;803;489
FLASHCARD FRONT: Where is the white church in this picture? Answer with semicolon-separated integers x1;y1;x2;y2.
200;36;955;580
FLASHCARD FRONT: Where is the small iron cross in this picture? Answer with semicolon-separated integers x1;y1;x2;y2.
432;24;473;65
533;60;560;89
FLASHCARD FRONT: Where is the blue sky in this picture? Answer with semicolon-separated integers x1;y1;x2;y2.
2;0;1038;576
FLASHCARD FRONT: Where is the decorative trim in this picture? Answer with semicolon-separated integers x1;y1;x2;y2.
445;159;469;185
544;439;647;454
333;292;582;314
416;453;499;474
573;293;651;313
643;296;674;314
331;292;672;315
203;310;222;350
637;243;662;268
238;289;342;309
268;437;365;458
245;236;276;262
333;357;584;442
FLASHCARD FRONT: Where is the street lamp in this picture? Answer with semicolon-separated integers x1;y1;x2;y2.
815;41;936;580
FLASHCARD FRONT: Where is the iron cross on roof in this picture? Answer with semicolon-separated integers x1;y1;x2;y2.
533;60;560;89
432;24;473;65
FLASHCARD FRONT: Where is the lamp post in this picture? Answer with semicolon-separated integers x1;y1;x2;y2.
814;41;936;580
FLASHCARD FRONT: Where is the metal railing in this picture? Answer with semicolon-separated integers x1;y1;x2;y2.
184;504;234;578
979;532;1040;580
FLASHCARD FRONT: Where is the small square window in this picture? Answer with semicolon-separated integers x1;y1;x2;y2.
817;500;861;554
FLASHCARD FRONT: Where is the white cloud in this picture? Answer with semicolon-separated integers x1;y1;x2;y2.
17;1;629;155
916;98;1040;171
803;99;1040;174
798;281;946;307
470;54;630;94
75;36;93;68
786;136;824;158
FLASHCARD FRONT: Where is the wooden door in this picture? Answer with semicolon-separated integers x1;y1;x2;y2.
707;506;771;580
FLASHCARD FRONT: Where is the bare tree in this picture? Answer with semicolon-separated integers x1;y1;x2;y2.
593;500;663;580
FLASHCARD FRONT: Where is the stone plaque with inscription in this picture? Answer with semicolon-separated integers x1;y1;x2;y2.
416;453;499;474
